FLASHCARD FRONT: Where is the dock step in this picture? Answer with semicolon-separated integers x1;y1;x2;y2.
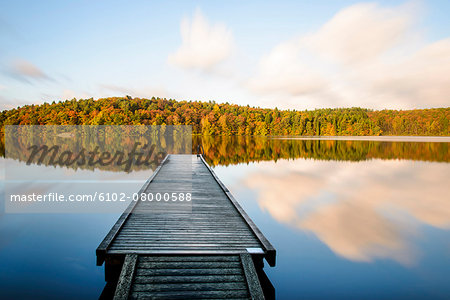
114;254;265;300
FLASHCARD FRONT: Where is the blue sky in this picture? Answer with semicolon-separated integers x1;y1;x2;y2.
1;0;449;110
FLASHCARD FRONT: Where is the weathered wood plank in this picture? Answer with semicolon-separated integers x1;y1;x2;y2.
107;245;262;250
135;267;244;276
113;254;138;300
107;249;252;255
133;274;245;284
130;289;249;299
138;255;240;262
115;231;256;236
137;261;241;269
132;282;247;292
241;253;265;300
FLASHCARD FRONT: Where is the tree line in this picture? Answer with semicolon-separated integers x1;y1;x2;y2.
1;96;449;136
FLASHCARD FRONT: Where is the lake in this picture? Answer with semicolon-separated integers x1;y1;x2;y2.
0;136;449;299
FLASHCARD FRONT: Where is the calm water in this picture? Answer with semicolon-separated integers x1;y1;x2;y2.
1;137;449;299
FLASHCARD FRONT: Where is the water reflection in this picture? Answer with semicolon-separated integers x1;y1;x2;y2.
1;136;449;299
244;159;450;265
196;136;450;165
2;135;450;170
3;125;191;173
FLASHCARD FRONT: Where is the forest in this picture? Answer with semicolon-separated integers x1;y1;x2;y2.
1;96;449;136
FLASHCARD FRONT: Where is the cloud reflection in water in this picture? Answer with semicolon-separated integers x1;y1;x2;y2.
244;159;450;265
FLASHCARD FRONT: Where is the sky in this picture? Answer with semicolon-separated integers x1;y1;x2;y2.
0;0;449;111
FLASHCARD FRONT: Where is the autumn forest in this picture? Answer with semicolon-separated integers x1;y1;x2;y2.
1;97;449;136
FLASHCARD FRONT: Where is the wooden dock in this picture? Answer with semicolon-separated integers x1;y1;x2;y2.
97;154;276;299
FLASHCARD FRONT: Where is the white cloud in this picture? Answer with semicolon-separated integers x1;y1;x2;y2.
306;2;413;65
247;2;450;109
247;42;327;96
168;9;235;71
367;39;450;108
7;59;52;83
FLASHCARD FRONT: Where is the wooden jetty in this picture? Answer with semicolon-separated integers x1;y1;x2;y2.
97;154;276;299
